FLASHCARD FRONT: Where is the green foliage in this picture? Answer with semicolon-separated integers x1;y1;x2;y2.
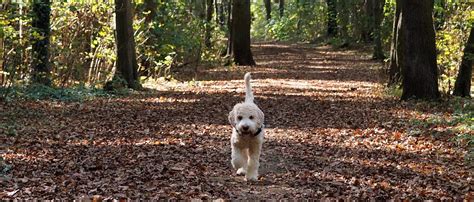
0;1;227;93
251;1;326;42
384;84;403;98
0;3;31;87
0;84;110;102
435;3;473;94
0;156;12;178
408;98;473;163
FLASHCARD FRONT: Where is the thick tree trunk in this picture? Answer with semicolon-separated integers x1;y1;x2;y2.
31;0;51;86
279;0;284;17
326;0;337;37
372;0;385;59
388;0;401;86
113;0;139;89
232;0;255;65
264;0;272;20
205;0;214;48
400;0;440;100
453;23;474;97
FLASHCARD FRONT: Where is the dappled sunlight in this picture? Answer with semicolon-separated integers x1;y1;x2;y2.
2;42;471;199
143;97;200;104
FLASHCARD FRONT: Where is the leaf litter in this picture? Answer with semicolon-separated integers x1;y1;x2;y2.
0;42;472;200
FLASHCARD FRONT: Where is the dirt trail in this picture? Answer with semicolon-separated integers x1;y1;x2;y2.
1;43;472;199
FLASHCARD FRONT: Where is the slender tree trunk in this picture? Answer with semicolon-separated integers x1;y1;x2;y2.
279;0;284;17
215;0;219;24
205;0;214;48
326;0;337;37
453;23;474;97
113;0;139;89
264;0;272;20
226;0;233;56
372;0;385;59
31;0;51;86
219;0;226;27
232;0;255;65
388;0;401;86
400;0;440;100
361;0;374;42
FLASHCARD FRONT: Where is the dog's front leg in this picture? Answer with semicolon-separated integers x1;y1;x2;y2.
231;145;248;175
246;142;262;181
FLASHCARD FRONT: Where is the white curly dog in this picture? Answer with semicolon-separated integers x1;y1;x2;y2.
228;72;265;181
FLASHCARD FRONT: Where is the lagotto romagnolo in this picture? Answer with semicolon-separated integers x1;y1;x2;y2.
228;73;265;181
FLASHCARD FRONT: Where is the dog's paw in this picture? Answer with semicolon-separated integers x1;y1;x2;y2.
236;168;246;175
245;174;258;181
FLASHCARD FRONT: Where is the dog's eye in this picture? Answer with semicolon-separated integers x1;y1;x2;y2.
237;116;243;120
249;116;254;120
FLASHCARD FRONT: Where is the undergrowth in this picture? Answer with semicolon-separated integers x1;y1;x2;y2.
0;84;120;102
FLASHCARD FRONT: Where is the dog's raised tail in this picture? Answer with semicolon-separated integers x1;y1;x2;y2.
244;72;254;103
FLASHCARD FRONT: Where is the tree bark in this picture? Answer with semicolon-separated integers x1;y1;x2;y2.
279;0;284;17
205;0;214;48
372;0;385;59
31;0;51;86
400;0;440;100
226;0;233;56
388;0;401;86
113;0;139;89
264;0;272;20
326;0;337;37
232;0;255;65
453;23;474;97
219;0;226;27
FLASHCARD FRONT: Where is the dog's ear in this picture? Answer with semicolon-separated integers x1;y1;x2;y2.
257;108;265;126
228;109;236;127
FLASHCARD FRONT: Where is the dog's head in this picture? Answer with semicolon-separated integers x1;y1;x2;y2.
228;102;264;135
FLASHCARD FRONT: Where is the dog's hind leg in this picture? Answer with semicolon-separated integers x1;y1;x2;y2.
246;142;262;181
231;146;248;175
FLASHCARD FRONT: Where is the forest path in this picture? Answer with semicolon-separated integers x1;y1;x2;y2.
1;43;472;199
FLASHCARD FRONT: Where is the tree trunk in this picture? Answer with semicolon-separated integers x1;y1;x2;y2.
326;0;337;37
31;0;51;86
388;0;401;86
226;0;233;56
453;23;474;97
113;0;139;89
264;0;271;20
219;0;226;27
372;0;385;59
232;0;255;65
279;0;284;17
400;0;440;100
205;0;214;48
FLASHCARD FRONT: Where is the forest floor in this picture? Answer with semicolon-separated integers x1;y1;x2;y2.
1;42;473;200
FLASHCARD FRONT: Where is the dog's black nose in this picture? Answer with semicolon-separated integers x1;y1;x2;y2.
242;126;249;131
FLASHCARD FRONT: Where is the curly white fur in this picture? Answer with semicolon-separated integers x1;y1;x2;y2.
228;73;265;181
